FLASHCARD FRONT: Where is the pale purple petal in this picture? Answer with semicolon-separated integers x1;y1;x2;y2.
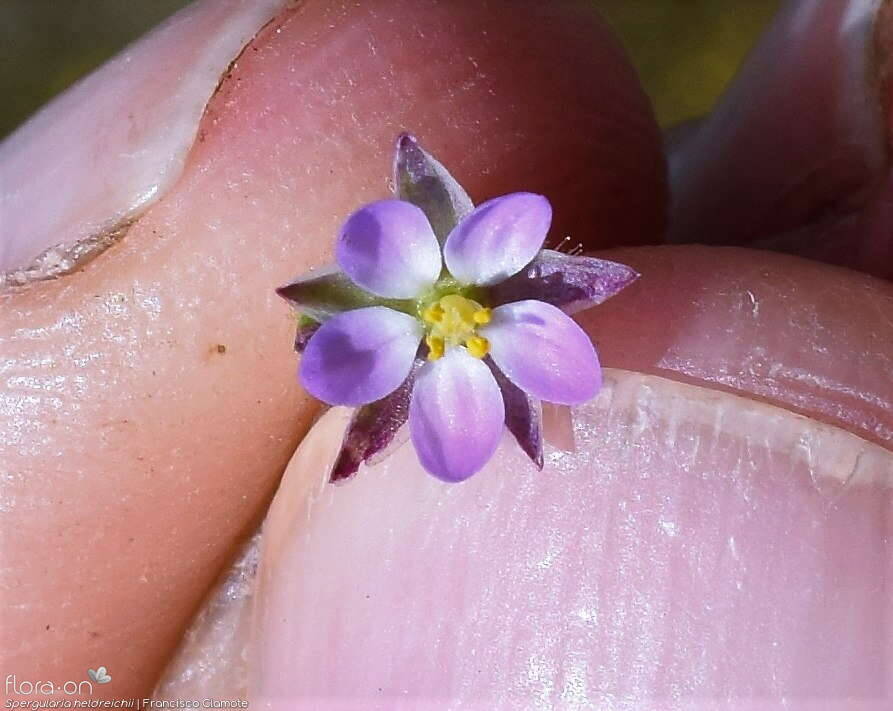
487;359;543;469
393;133;473;243
491;249;641;314
481;300;601;405
300;306;422;406
336;199;442;299
330;360;422;483
409;348;504;482
443;192;552;286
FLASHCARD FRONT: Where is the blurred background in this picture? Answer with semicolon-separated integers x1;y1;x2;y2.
0;0;781;140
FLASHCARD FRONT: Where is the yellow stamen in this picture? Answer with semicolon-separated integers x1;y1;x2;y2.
426;335;445;361
465;335;490;359
422;304;444;324
423;293;491;359
438;294;478;325
472;308;492;325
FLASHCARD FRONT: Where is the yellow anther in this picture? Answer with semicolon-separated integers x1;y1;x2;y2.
422;304;444;324
423;293;491;359
465;335;490;359
426;335;445;361
472;308;492;325
439;294;478;326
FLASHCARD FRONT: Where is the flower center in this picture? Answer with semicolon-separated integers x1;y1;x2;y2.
421;293;491;361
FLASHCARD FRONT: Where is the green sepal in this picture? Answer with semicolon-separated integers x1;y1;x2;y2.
276;265;414;321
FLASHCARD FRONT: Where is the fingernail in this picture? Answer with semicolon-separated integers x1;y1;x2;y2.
248;371;890;707
153;530;262;700
0;0;287;276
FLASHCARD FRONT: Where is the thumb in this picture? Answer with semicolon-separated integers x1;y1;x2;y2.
0;0;666;701
668;0;893;278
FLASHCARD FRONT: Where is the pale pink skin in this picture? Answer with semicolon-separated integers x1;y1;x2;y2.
669;0;893;279
1;0;891;709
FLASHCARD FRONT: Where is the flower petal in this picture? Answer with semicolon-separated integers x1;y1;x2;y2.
490;249;640;314
409;348;504;482
487;359;543;469
300;306;422;406
481;300;601;405
443;192;552;286
336;199;442;299
276;264;409;321
330;360;422;483
393;133;474;243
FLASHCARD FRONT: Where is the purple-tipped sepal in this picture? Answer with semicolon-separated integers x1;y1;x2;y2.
491;249;640;314
488;359;544;470
330;360;422;483
393;133;474;243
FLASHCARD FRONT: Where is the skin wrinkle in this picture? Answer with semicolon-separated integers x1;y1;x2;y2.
652;358;893;444
581;246;893;453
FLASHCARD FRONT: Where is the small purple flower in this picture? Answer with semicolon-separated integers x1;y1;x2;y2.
277;134;639;483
